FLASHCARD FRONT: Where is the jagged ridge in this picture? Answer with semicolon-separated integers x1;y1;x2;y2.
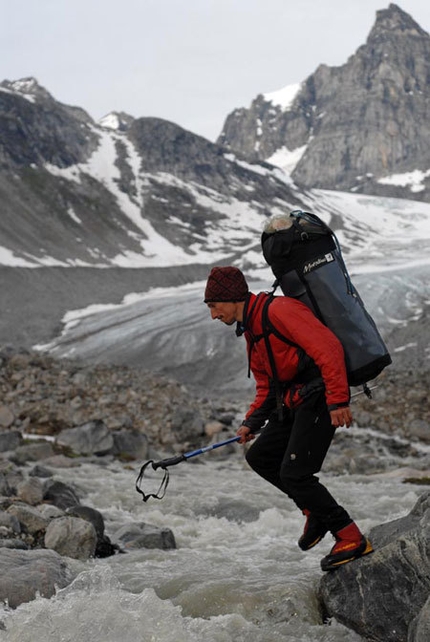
217;4;430;201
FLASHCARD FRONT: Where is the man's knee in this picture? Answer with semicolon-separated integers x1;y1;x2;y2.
280;470;317;496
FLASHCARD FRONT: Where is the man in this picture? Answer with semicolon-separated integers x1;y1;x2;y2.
204;265;373;571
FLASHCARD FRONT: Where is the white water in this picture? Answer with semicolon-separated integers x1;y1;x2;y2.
0;448;422;642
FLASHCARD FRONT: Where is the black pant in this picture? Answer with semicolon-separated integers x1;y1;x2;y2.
245;391;351;534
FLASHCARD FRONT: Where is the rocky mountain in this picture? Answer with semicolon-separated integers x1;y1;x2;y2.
1;5;430;272
0;77;304;269
218;4;430;202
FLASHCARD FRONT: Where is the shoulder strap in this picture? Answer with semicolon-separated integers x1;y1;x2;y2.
262;295;298;349
261;295;284;420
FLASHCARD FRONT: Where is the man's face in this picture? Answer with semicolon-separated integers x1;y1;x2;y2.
207;301;238;326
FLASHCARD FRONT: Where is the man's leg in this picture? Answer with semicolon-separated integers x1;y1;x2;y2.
279;392;373;569
278;391;351;531
245;410;293;495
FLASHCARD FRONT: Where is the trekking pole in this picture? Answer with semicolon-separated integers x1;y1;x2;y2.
135;436;240;502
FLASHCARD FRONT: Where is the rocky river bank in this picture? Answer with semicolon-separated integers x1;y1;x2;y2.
0;345;429;640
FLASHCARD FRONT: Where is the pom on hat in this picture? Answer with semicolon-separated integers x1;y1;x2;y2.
204;267;249;303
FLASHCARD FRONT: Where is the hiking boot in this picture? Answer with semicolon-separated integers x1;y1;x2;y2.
320;522;373;571
298;509;328;551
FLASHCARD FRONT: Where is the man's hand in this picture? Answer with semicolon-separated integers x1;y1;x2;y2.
236;425;256;444
330;406;353;428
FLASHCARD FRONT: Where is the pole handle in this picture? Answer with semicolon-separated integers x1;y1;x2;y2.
152;454;186;470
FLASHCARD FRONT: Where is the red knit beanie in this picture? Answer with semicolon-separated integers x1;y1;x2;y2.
204;266;249;303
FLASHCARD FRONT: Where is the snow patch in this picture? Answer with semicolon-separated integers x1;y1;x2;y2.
0;85;35;103
378;169;430;193
99;113;122;130
67;207;82;225
266;144;308;175
0;246;39;267
263;83;301;111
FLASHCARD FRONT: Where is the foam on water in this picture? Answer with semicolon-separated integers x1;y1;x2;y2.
0;452;422;641
0;567;361;642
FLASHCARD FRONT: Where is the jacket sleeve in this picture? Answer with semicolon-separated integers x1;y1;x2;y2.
242;341;277;431
270;298;350;408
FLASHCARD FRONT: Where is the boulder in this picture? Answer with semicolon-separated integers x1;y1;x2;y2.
43;479;81;510
319;491;430;642
0;406;14;429
111;429;149;461
0;466;23;496
0;511;20;535
16;477;44;505
37;504;64;520
57;420;114;456
6;503;48;535
112;521;176;550
42;454;81;468
10;441;55;465
0;430;21;452
44;516;97;560
28;464;53;478
66;505;118;557
169;408;204;442
0;548;74;608
0;539;28;550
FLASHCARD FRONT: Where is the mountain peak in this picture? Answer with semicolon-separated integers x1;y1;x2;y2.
367;3;429;42
0;77;53;101
99;111;135;132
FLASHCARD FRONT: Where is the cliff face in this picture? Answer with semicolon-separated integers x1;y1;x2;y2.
218;4;430;201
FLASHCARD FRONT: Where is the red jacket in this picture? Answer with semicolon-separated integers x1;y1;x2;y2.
241;292;350;430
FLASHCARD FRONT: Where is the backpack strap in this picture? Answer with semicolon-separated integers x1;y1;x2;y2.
261;292;322;419
261;294;298;420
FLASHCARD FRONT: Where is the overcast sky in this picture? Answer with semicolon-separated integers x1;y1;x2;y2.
2;0;430;141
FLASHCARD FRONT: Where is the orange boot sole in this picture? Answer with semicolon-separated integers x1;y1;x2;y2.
320;536;373;571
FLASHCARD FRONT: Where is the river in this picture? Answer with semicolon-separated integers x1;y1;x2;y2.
0;445;422;642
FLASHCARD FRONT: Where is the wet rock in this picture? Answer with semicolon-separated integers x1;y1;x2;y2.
44;515;97;560
43;479;81;510
10;441;55;465
0;430;21;452
66;505;118;558
0;548;74;608
28;464;53;478
0;539;28;550
57;420;114;456
112;522;176;550
6;503;48;535
0;511;20;535
16;477;44;505
37;504;65;520
0;467;23;496
42;454;81;468
111;429;149;461
319;491;430;642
